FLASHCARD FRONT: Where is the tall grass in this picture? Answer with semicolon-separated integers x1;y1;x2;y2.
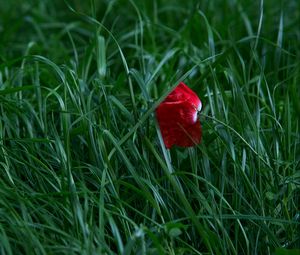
0;0;299;254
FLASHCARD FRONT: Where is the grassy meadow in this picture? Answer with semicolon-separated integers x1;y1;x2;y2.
0;0;299;254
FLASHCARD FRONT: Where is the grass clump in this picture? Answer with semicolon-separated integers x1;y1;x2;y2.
0;0;299;254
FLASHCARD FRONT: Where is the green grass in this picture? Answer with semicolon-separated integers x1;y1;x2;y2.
0;0;299;254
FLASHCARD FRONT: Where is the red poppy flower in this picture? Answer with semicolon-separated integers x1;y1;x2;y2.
156;82;202;149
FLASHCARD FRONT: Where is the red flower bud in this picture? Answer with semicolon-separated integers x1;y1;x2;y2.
156;82;202;149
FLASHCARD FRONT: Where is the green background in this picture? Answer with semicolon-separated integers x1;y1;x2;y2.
0;0;299;254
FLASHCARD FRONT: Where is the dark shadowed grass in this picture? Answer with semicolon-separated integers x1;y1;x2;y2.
0;0;299;254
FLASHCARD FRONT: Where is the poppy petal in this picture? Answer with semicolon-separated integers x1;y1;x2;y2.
156;82;202;148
